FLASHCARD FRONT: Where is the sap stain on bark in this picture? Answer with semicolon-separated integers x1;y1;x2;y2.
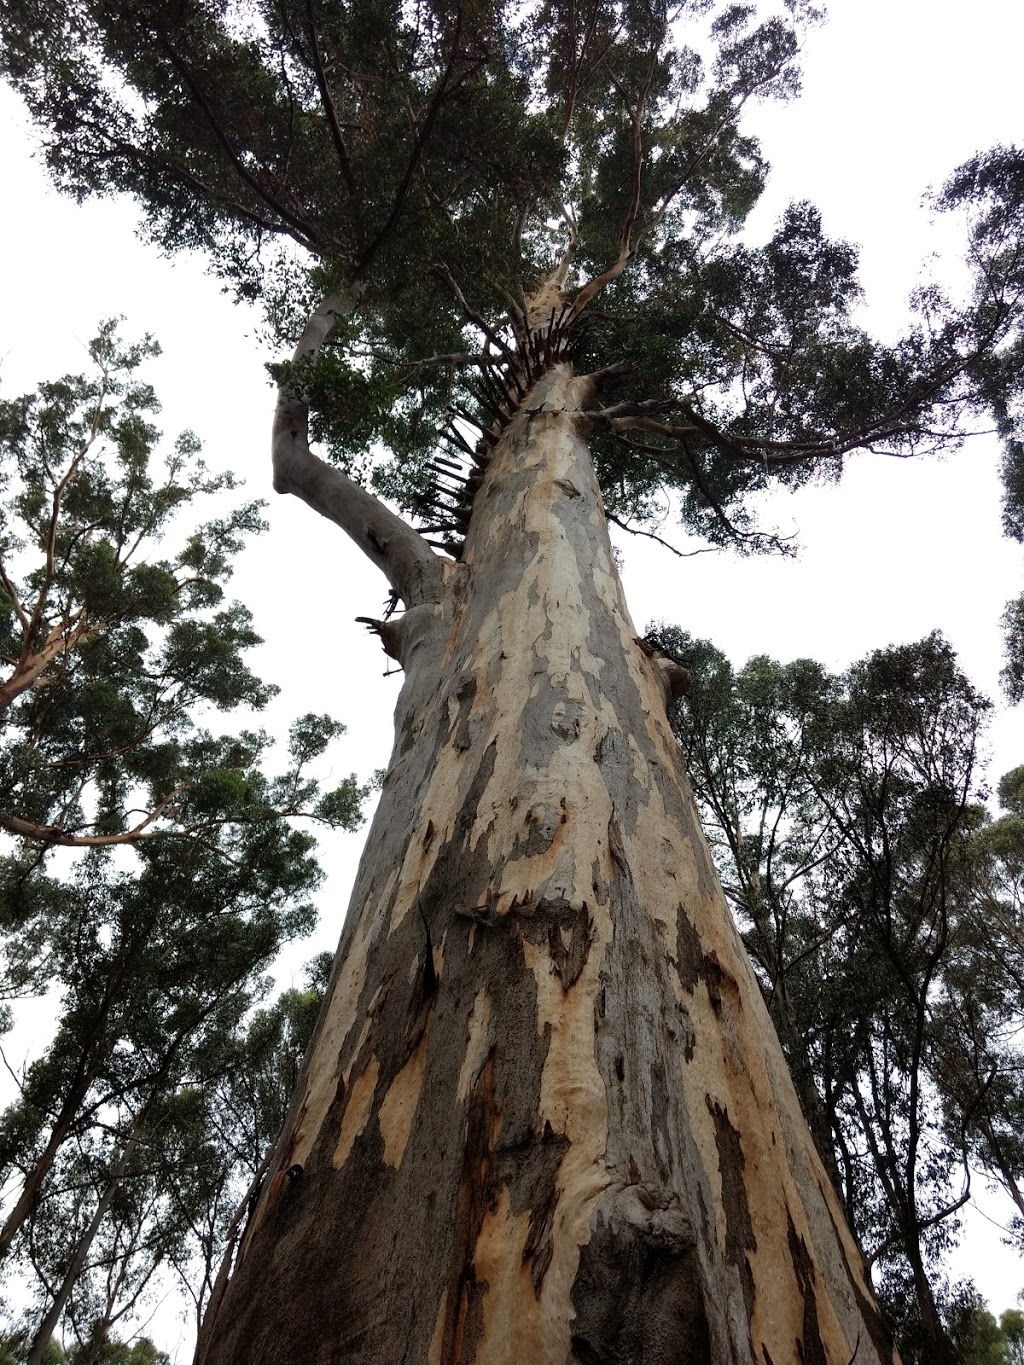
568;1183;710;1365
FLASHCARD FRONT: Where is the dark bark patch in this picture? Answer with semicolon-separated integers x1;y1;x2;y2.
499;1119;570;1295
705;1098;757;1328
821;1195;896;1363
451;676;478;753
568;1185;709;1365
513;800;565;858
440;1052;500;1365
787;1212;828;1365
607;810;631;881
546;901;594;991
704;952;724;1015
674;911;736;1024
404;932;437;1052
521;672;585;769
650;1058;672;1181
675;905;703;994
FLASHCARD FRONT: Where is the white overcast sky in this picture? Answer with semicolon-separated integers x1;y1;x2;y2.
1;0;1022;1348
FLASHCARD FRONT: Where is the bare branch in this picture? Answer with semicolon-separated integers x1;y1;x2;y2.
571;33;661;317
271;288;444;606
606;511;716;558
433;264;519;364
0;784;189;848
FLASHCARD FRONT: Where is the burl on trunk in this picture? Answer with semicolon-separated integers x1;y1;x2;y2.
197;365;895;1365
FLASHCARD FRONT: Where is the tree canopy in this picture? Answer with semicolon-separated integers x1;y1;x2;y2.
2;0;1021;569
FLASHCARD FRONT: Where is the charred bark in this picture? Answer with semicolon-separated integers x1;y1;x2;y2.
197;366;896;1365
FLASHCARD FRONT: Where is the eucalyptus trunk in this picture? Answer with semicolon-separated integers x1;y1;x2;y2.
197;365;896;1364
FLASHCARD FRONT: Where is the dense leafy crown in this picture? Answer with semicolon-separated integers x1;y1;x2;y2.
3;0;1022;559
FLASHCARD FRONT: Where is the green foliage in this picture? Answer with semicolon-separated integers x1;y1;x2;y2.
67;1341;169;1365
1000;1308;1024;1365
4;1;1020;553
948;1288;1011;1365
934;147;1024;699
0;329;367;1355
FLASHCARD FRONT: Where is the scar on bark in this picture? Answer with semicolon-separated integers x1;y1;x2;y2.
356;615;403;661
635;635;690;706
406;901;439;1051
569;1183;710;1365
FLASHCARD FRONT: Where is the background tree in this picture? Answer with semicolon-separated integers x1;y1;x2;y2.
668;626;1024;1361
3;1;1023;1361
0;330;367;1356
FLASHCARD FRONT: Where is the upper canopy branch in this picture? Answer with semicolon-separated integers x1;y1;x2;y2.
271;288;444;608
153;31;321;251
571;34;661;318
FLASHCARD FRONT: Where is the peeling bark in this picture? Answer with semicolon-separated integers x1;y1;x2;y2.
197;365;896;1365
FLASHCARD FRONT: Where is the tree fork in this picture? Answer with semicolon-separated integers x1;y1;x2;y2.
197;366;896;1365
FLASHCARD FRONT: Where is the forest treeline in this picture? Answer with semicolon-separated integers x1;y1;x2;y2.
661;623;1024;1362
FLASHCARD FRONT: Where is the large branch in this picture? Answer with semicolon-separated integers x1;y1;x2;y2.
0;611;93;716
571;38;660;318
0;785;188;848
271;289;444;607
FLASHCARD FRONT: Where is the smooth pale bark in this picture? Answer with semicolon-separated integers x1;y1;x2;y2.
198;365;896;1365
271;286;443;609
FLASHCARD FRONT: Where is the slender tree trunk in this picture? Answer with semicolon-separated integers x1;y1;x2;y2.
0;1064;100;1255
26;1106;148;1365
198;366;897;1364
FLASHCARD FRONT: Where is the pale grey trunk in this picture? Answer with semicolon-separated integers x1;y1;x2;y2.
197;366;895;1365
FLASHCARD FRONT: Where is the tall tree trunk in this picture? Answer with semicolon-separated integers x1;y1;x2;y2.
197;366;896;1364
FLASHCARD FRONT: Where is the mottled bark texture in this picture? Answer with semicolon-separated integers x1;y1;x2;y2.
197;367;896;1365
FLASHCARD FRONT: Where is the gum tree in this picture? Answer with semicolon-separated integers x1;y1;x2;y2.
3;2;1022;1361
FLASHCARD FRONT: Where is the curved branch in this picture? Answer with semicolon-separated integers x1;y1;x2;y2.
606;511;716;558
271;289;444;606
0;785;189;848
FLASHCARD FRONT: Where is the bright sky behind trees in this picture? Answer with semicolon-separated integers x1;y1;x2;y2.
0;0;1022;1352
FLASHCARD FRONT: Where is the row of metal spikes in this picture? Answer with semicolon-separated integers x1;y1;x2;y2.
412;305;584;557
